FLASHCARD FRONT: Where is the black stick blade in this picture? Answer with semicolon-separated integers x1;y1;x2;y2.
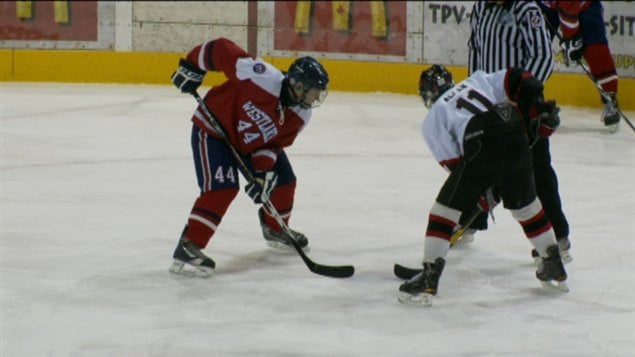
311;263;355;278
292;239;355;278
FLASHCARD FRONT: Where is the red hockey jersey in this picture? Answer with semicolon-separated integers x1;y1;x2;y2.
185;38;312;171
541;1;592;39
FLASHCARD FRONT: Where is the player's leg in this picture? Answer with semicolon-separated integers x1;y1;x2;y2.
399;113;499;304
498;134;568;289
256;151;309;250
531;138;572;262
170;125;240;276
580;2;619;127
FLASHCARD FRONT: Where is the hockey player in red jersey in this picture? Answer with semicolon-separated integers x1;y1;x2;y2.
168;37;329;277
398;65;568;306
537;0;620;129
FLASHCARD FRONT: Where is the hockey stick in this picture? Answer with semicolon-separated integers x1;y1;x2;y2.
191;92;354;278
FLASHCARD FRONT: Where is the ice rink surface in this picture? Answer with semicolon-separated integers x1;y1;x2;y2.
2;82;634;356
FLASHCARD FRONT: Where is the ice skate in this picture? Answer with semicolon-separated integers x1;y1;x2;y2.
532;236;571;266
536;244;569;292
602;94;620;133
259;209;309;252
169;228;215;278
398;258;445;307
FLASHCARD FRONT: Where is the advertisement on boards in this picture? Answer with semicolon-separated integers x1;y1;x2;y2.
0;1;114;50
274;1;407;56
0;1;97;41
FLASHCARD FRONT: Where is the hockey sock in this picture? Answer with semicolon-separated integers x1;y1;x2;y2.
186;188;238;247
260;180;296;231
423;202;462;262
584;43;618;95
511;198;557;257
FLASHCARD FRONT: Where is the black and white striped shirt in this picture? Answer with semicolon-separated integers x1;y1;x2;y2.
468;1;554;83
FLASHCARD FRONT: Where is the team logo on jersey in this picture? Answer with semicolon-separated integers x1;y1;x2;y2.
529;11;543;28
494;103;512;122
253;63;266;74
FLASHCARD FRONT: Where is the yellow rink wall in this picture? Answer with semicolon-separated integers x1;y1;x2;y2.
1;49;633;110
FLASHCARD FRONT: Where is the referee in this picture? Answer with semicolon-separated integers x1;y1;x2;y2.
466;0;571;262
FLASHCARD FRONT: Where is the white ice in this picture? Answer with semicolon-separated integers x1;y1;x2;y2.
1;82;634;356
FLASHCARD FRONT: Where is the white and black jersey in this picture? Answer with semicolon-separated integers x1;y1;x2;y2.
421;70;508;169
468;1;554;83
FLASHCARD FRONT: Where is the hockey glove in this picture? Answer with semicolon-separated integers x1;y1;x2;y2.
245;170;278;204
171;58;205;94
505;68;544;115
530;100;561;138
560;32;583;65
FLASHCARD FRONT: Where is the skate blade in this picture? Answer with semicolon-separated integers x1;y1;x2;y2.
397;292;433;307
169;260;214;278
540;280;569;293
266;241;310;253
608;121;619;133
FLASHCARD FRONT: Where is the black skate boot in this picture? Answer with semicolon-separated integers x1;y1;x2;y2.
602;93;620;131
169;225;215;277
536;244;569;292
259;208;309;251
531;236;572;266
397;257;445;307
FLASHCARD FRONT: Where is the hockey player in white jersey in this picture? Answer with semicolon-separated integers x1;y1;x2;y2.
398;65;568;306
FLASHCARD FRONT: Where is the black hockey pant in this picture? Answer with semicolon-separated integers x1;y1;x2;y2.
437;110;537;217
462;136;569;239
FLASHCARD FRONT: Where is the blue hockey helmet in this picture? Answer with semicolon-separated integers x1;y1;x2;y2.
419;65;454;108
286;56;329;109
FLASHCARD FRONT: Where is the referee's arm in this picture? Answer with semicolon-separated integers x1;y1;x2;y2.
467;2;479;76
519;7;555;83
